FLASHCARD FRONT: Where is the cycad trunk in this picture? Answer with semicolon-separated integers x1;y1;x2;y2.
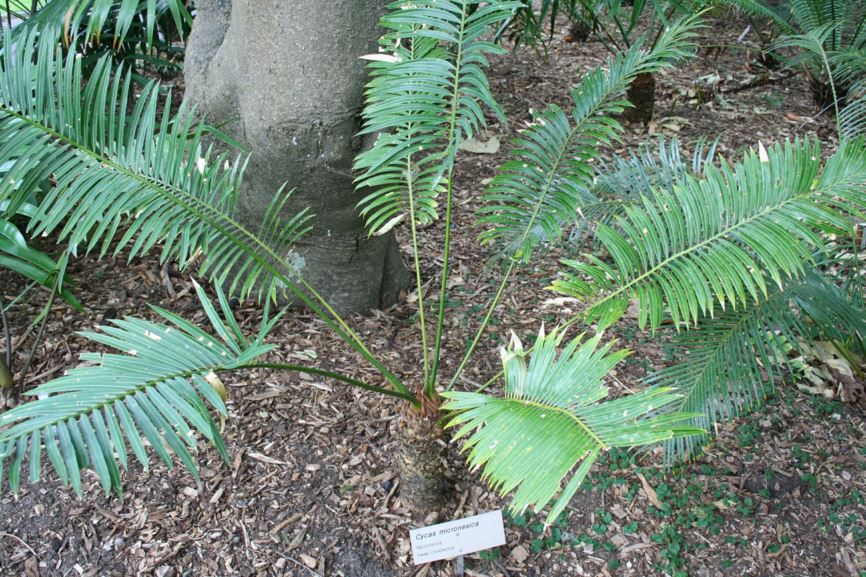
395;395;450;517
183;0;406;313
809;76;848;112
625;72;656;125
565;20;592;43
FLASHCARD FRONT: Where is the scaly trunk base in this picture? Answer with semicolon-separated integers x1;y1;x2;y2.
809;76;848;113
625;72;656;125
395;396;450;519
565;20;592;43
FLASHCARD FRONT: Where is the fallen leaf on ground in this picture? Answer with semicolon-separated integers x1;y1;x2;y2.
459;136;500;154
636;473;664;508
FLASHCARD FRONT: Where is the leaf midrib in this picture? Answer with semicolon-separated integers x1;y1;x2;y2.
0;104;297;286
666;289;791;417
588;184;823;316
498;69;635;253
0;363;229;440
508;396;609;450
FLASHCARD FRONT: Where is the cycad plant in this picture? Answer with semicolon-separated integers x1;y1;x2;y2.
725;0;866;135
2;0;862;538
353;2;704;510
0;1;712;526
499;0;596;50
503;0;708;123
4;0;193;79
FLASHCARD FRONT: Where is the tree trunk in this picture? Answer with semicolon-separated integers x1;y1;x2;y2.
625;72;656;125
394;396;451;518
183;0;407;313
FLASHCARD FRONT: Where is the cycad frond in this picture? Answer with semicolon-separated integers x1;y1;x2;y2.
0;283;276;495
0;159;81;306
789;0;843;48
442;329;702;524
12;0;191;47
646;284;802;463
0;30;311;303
568;135;718;245
551;139;866;331
723;0;797;35
353;0;521;235
476;16;700;261
794;262;866;352
830;47;866;86
733;0;859;45
593;136;719;200
649;268;866;464
840;94;866;139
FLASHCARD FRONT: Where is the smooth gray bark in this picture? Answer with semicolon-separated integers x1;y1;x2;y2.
184;0;407;313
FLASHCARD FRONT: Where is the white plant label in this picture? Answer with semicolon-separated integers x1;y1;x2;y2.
409;510;506;565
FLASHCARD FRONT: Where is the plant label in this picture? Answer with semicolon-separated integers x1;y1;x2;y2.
409;510;505;565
